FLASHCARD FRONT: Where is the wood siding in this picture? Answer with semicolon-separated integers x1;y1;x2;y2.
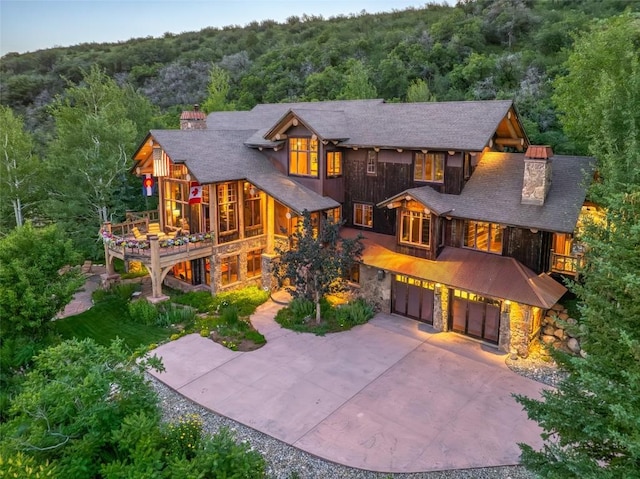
503;228;553;274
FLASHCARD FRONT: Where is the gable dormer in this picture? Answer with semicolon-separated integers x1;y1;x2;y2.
492;105;529;152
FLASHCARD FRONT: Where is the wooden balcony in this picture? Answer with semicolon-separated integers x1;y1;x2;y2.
550;251;584;276
101;230;214;268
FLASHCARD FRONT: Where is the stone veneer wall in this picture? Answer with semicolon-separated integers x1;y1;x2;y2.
353;264;391;313
521;158;552;206
209;237;267;294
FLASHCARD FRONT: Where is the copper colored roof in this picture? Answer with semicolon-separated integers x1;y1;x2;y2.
525;145;553;159
342;228;566;309
180;111;206;120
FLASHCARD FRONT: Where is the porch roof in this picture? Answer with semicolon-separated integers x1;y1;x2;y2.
378;152;595;233
342;228;566;309
148;129;339;214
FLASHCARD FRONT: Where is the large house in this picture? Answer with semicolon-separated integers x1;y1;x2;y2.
102;99;595;355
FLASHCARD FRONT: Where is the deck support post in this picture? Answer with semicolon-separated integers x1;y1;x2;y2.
148;234;169;302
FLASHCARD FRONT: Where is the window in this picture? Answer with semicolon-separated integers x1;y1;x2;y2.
400;210;431;247
354;203;373;228
247;249;262;278
243;182;262;237
325;207;341;225
289;137;318;177
221;255;239;285
464;220;503;254
366;151;377;176
414;152;444;182
217;182;237;235
327;151;342;177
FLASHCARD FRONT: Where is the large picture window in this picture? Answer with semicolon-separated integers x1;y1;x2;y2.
289;138;318;177
464;220;503;254
400;210;430;247
354;203;373;228
217;182;237;237
414;152;444;183
327;151;342;177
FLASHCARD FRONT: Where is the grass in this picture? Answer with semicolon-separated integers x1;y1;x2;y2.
53;296;174;351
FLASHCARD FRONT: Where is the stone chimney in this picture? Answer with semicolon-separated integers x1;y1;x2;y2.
180;104;207;130
521;145;553;206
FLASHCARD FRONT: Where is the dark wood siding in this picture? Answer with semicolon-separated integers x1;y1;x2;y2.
503;228;553;274
444;152;464;195
344;149;410;235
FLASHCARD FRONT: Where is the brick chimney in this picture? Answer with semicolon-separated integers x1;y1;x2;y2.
180;104;207;130
521;145;553;206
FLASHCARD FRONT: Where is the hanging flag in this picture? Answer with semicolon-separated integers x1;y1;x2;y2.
142;174;154;196
188;182;202;204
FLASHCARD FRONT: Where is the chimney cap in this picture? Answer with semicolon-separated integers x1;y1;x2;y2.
525;145;553;160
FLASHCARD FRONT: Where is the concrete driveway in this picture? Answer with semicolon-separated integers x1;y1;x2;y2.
149;298;545;473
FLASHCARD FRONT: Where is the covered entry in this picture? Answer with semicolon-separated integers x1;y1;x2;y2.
392;275;434;324
450;290;501;344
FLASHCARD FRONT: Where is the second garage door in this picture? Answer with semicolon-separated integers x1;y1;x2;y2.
392;275;434;324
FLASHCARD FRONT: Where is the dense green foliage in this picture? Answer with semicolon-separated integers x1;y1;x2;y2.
516;12;640;478
0;223;82;340
0;338;266;478
1;1;636;154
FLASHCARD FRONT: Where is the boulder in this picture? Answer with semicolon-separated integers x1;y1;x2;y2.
558;312;570;321
553;328;565;340
567;337;581;354
543;325;556;336
542;335;557;345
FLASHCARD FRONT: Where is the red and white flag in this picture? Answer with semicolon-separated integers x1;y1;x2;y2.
188;182;202;204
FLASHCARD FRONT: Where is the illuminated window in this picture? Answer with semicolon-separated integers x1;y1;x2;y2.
366;151;377;176
354;203;373;228
217;182;237;236
243;182;262;237
464;220;503;254
221;255;239;285
325;207;341;225
327;151;342;177
247;249;262;278
289;137;318;177
414;152;444;182
400;210;430;247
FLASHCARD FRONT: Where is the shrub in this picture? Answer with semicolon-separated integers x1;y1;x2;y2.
336;298;375;327
0;452;58;478
112;283;139;301
289;297;315;320
245;330;266;345
220;304;240;325
128;300;158;325
157;304;197;327
163;414;203;460
191;427;266;477
173;291;214;313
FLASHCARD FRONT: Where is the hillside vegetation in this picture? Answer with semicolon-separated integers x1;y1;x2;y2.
1;0;635;153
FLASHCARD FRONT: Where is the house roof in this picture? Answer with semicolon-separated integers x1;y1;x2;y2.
208;99;516;152
342;228;566;308
379;152;595;233
148;129;339;214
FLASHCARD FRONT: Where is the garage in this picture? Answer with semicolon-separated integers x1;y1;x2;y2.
392;275;434;324
449;290;501;344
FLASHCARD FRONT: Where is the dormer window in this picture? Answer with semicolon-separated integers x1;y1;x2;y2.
414;152;444;183
289;137;318;177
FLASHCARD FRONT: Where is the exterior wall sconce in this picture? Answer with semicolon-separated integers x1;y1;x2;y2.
434;283;442;295
377;269;385;281
285;212;292;219
504;300;511;312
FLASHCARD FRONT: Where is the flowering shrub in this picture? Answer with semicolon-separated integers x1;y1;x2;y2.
100;229;212;250
163;414;203;460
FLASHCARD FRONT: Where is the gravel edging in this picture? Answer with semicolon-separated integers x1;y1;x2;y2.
149;376;537;479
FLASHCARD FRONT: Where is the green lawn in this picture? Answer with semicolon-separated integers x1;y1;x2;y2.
53;297;173;350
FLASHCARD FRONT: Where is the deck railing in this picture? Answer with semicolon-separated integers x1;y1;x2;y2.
102;230;213;257
550;251;584;275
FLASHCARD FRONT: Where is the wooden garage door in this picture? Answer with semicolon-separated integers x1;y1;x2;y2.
450;290;501;344
392;275;434;324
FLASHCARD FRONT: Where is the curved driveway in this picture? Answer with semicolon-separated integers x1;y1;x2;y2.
149;297;545;473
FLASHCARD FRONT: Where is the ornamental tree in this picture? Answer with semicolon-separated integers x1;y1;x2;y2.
275;211;363;324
